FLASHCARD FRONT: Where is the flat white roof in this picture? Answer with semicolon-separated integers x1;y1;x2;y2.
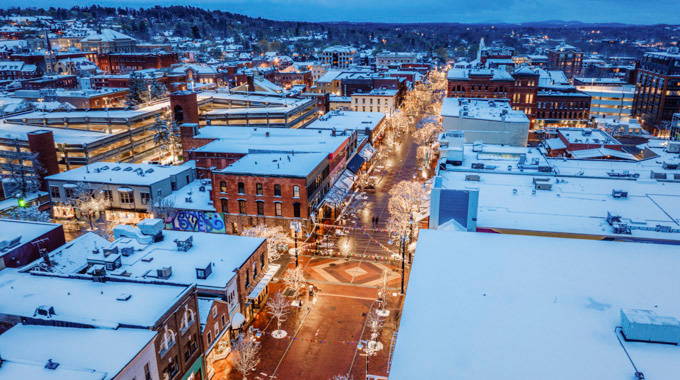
194;126;346;156
306;110;384;132
165;179;215;212
0;122;110;145
0;270;190;328
0;219;60;250
441;98;529;123
438;170;680;243
391;229;680;379
0;360;105;380
46;161;195;186
221;152;327;177
0;325;156;380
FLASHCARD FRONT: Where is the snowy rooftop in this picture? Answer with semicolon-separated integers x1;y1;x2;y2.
391;229;680;380
440;142;680;180
0;270;190;328
305;110;384;132
0;121;110;145
46;161;195;186
7;101;169;124
441;97;529;123
558;128;620;146
437;170;680;243
165;179;215;212
220;152;327;177
447;67;514;81
194;126;347;156
0;325;156;380
0;360;105;380
0;219;61;251
23;232;109;274
81;29;135;43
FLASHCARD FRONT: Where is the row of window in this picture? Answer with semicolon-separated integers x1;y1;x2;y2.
52;186;155;205
220;198;301;218
219;181;300;198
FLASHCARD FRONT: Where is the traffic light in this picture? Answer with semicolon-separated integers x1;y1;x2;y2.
17;198;27;208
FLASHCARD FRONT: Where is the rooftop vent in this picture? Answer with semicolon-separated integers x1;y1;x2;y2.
44;359;59;370
116;293;132;301
612;190;628;199
662;162;679;170
112;166;121;171
174;235;193;252
620;309;680;345
121;247;134;257
465;174;480;182
34;305;55;318
196;262;213;280
123;167;133;172
157;266;173;280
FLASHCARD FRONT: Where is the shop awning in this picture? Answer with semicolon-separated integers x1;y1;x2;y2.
347;154;365;174
358;144;375;161
117;186;133;192
247;263;280;300
319;170;356;209
231;312;246;329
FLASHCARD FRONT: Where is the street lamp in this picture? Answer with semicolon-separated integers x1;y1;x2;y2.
290;220;301;267
147;84;152;106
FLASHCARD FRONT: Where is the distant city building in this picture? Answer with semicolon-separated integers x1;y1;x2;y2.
97;52;179;75
575;78;635;121
321;46;359;68
351;89;398;115
375;52;419;67
546;43;583;78
80;29;136;54
0;219;64;270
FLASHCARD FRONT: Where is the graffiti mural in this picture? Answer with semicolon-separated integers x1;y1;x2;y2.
166;211;226;234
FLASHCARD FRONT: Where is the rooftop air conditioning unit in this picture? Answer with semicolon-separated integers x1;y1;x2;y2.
612;190;628;199
620;309;680;345
465;174;480;181
157;266;173;280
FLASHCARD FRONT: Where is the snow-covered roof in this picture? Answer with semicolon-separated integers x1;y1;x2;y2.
570;148;637;160
0;219;60;252
0;325;156;380
0;121;110;145
194;126;347;156
441;97;529;123
220;152;327;177
447;67;514;81
46;161;195;186
306;110;384;132
0;270;191;328
80;29;135;43
7;101;169;124
24;232;109;274
391;229;680;379
197;297;215;327
437;169;680;243
164;179;215;212
0;360;105;380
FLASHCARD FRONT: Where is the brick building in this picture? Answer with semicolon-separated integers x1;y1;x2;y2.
632;52;680;134
0;219;65;270
547;43;583;79
97;52;179;74
321;46;359;68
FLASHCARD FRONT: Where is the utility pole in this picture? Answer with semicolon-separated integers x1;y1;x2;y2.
400;233;406;294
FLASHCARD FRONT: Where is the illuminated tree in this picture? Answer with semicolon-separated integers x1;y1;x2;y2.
266;291;290;338
282;266;306;303
232;332;261;380
241;225;292;262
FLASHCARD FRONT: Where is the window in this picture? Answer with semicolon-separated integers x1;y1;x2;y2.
256;201;264;216
238;182;245;194
274;202;282;216
140;192;150;205
220;181;227;193
256;183;263;195
171;182;178;191
221;314;226;327
207;331;212;344
65;187;75;199
274;184;281;197
49;186;60;198
102;189;113;201
245;270;250;288
293;186;300;198
220;198;228;213
183;334;197;362
214;321;219;337
144;363;151;380
213;306;218;318
159;329;176;357
119;191;134;204
180;308;195;334
293;202;301;218
239;200;246;214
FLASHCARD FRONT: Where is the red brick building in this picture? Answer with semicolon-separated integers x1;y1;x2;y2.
97;52;179;74
547;44;583;79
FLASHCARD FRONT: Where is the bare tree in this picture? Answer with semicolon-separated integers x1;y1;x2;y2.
387;180;427;239
232;332;261;380
266;291;290;338
282;266;306;303
70;182;107;230
241;225;292;262
377;270;389;312
329;375;354;380
2;138;44;198
367;309;385;342
147;196;177;222
4;204;50;222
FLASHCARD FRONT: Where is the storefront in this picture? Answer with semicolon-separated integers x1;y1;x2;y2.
181;356;204;380
246;263;280;316
205;329;231;379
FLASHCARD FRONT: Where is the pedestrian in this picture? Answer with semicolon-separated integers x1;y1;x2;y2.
376;216;379;226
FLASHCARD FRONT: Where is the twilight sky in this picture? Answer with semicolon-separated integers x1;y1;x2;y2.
8;0;680;24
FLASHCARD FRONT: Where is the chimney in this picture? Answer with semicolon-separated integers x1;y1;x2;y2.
247;74;255;92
